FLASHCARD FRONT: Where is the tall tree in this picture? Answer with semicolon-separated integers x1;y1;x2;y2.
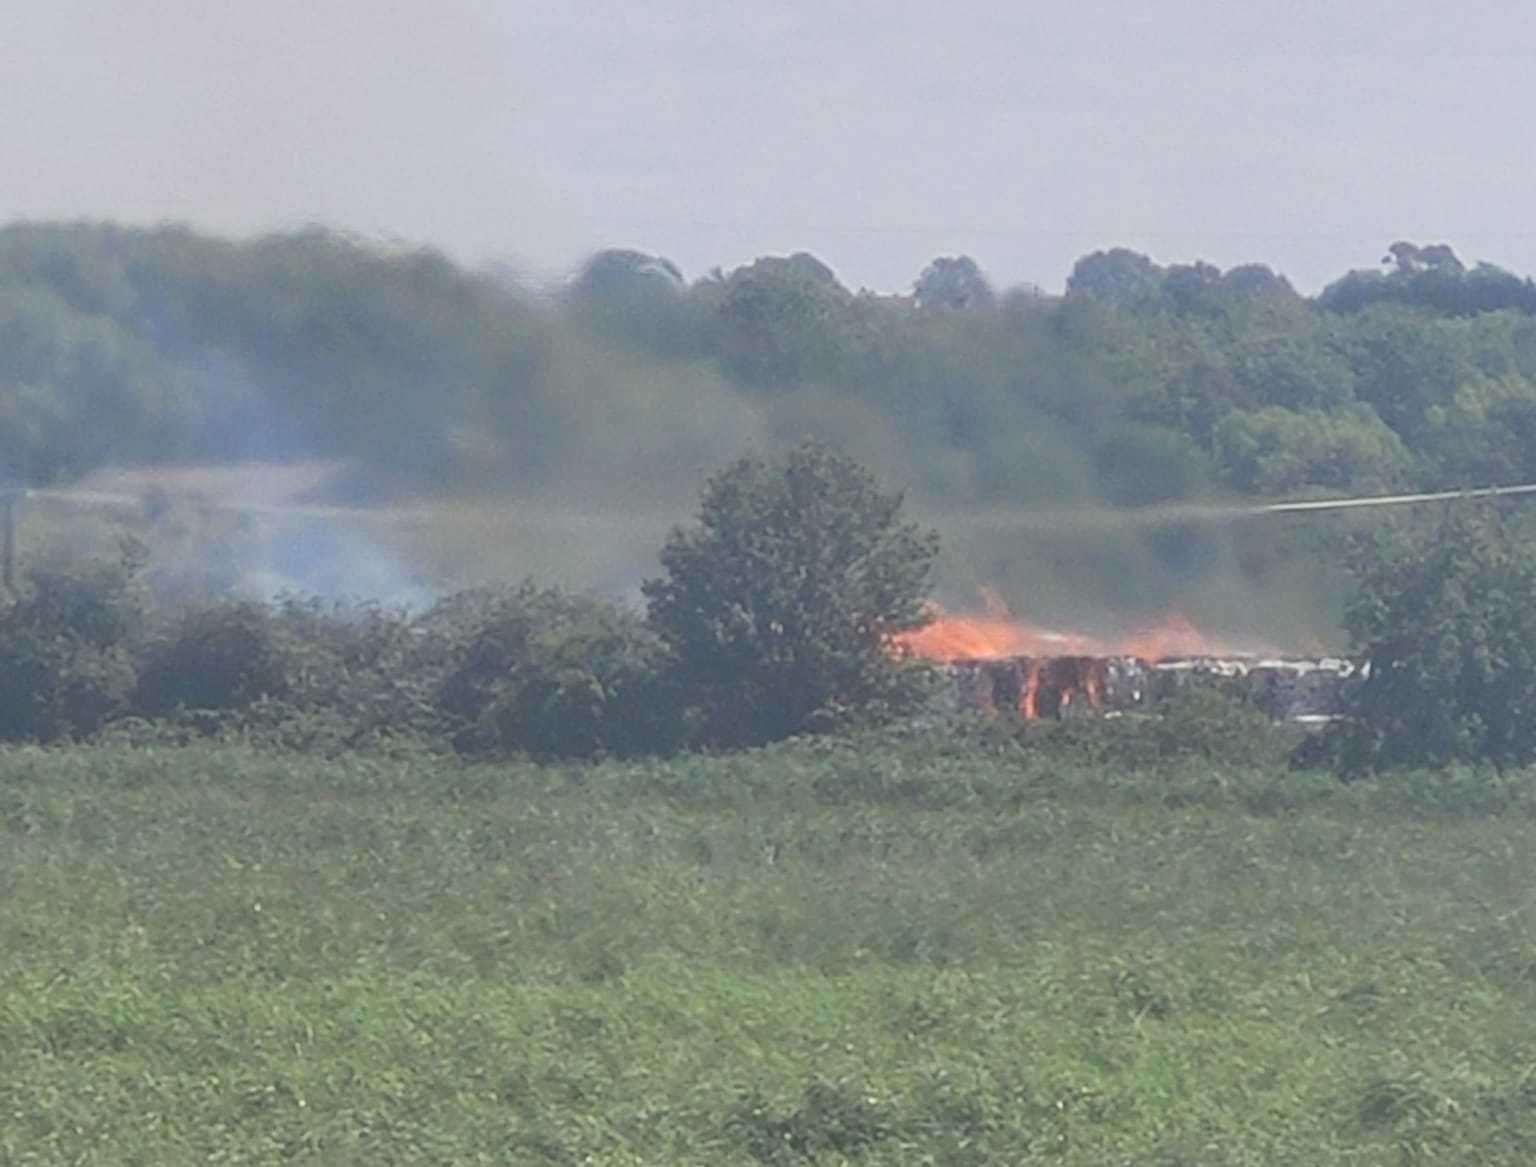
644;442;938;747
913;255;995;313
1065;248;1164;309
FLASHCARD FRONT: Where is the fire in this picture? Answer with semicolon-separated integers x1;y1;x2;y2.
894;609;1101;660
894;598;1254;664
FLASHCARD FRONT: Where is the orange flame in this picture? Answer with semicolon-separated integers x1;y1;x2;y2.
894;597;1260;663
1020;659;1040;719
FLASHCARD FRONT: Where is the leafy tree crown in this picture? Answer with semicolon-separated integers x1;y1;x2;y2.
643;442;938;746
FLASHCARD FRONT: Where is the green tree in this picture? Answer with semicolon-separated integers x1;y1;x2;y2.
643;442;939;747
1213;405;1409;494
1326;504;1536;771
1161;261;1225;314
1420;372;1536;485
1230;336;1356;412
913;255;995;313
1330;304;1468;440
1320;242;1536;316
566;248;693;355
707;254;853;388
1065;248;1165;309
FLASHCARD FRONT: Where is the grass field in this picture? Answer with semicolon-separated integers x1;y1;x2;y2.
5;733;1536;1164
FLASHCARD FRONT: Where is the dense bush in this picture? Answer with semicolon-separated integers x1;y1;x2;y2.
0;629;135;743
0;560;140;741
433;583;679;759
1014;686;1303;771
1318;504;1536;772
644;442;940;748
0;558;682;758
133;601;294;716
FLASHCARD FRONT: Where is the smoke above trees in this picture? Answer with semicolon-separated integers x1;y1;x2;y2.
3;223;1535;642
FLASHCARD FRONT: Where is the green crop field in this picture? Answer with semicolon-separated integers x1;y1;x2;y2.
5;735;1536;1164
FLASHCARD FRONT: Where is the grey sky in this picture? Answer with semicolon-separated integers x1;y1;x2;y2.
4;0;1534;292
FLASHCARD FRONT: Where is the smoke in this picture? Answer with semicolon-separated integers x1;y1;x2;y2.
238;517;435;609
28;467;438;610
15;224;1524;651
33;449;1503;654
18;466;1342;649
909;498;1354;655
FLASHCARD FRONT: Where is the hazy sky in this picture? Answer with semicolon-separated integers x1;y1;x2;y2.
5;0;1534;293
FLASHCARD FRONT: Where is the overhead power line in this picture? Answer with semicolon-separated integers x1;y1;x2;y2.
1254;482;1536;514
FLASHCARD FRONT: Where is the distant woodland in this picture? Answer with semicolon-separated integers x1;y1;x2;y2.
4;223;1536;510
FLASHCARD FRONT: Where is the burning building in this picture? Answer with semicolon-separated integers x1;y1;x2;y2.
897;605;1362;723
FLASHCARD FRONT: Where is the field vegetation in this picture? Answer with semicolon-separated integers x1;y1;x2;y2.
6;734;1536;1164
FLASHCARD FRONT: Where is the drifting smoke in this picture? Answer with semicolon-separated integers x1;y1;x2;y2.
29;465;437;609
240;518;434;608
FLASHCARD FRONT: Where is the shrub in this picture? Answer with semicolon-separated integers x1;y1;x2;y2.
267;597;438;744
1017;686;1299;770
1321;504;1536;772
434;583;677;759
644;442;939;748
0;629;135;742
133;601;293;716
0;559;141;741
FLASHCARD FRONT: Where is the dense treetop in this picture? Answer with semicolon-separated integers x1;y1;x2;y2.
3;222;1536;507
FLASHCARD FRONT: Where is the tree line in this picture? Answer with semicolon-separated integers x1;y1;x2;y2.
4;436;1534;774
4;222;1536;508
0;444;939;756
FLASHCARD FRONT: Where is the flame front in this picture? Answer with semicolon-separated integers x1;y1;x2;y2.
895;610;1102;660
894;600;1256;664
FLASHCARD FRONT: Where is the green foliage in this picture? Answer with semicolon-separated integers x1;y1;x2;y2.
1320;241;1536;316
1213;405;1410;494
0;282;201;481
645;443;939;747
134;601;294;717
433;583;678;759
9;739;1536;1162
912;254;995;313
0;560;140;741
0;631;134;743
1092;421;1213;505
1327;505;1536;771
1230;335;1356;411
727;1079;895;1162
110;583;679;758
1066;247;1166;309
11;222;1536;680
6;221;1536;533
203;598;439;752
1421;372;1536;485
706;254;855;388
1014;686;1303;772
1332;303;1471;442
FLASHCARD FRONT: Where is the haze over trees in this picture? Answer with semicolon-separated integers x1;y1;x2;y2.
4;223;1536;507
7;221;1536;638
